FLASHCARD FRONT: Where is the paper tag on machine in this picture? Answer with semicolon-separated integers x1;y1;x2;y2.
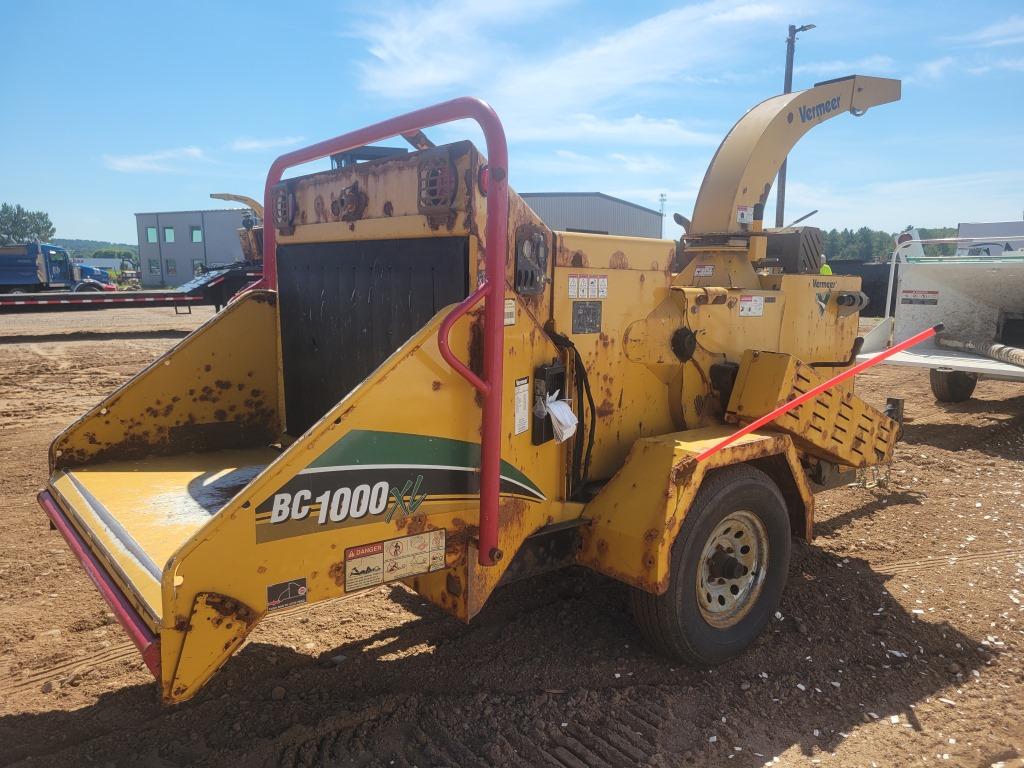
343;529;446;592
539;389;577;443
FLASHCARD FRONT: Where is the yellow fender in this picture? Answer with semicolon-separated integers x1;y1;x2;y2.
578;427;813;593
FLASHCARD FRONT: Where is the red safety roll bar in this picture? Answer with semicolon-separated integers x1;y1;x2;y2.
259;98;509;567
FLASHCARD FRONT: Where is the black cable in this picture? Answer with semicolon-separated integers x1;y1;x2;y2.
545;326;597;499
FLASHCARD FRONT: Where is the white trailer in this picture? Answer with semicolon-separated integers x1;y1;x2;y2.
859;230;1024;401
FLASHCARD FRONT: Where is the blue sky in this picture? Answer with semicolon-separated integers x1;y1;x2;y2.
3;0;1022;244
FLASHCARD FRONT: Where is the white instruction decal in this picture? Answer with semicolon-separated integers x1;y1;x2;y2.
344;529;446;593
567;274;608;300
695;265;715;278
738;294;764;317
514;376;530;435
504;298;517;326
736;205;754;224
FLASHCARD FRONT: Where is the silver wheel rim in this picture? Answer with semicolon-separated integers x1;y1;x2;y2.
696;510;769;628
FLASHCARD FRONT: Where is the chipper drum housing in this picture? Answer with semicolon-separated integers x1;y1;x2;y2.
39;76;910;703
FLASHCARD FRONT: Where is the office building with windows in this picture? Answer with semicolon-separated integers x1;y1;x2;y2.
134;208;249;287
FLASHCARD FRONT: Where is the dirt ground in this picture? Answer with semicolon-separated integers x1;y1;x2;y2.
0;307;1022;768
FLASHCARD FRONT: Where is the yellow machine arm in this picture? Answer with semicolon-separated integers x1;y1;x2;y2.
688;75;900;235
210;192;264;220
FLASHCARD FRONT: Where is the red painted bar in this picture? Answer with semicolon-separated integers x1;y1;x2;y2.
37;491;161;678
694;323;943;463
260;98;509;566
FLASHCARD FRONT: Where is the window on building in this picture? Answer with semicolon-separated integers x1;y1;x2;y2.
190;226;203;243
166;259;177;276
164;226;175;243
148;259;160;275
146;226;158;243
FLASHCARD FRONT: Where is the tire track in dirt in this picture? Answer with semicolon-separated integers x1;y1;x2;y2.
876;546;1024;575
0;644;140;697
263;685;674;768
0;595;366;699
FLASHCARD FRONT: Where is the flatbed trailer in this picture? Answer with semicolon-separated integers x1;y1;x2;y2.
0;264;260;314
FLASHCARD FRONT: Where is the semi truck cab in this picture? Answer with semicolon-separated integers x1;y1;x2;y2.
0;243;115;293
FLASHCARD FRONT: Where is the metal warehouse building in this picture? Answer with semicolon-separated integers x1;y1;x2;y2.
520;193;663;238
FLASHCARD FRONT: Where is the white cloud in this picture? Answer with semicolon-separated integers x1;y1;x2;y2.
349;0;796;144
795;55;895;77
608;152;673;175
493;2;787;119
229;136;305;152
968;57;1024;75
351;0;569;100
905;56;955;84
948;15;1024;48
513;113;719;146
102;146;207;173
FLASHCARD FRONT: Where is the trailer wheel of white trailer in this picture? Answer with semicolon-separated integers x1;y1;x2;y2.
929;368;978;403
631;465;791;665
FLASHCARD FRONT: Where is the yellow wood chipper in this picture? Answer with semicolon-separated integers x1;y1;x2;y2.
39;75;905;703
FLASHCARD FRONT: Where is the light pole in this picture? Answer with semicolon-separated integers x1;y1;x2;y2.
658;192;667;237
775;22;815;229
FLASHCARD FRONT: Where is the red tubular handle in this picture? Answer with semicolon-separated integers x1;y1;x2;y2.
37;491;161;679
694;323;943;463
437;284;490;395
260;97;509;567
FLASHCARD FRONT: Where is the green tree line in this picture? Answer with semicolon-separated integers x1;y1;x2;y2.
824;226;957;262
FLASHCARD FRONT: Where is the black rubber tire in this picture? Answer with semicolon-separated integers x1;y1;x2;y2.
74;283;102;293
631;465;791;666
929;368;977;403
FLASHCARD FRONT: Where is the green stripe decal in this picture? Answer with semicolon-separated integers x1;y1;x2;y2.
307;430;544;500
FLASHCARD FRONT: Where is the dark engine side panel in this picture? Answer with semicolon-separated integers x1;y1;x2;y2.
277;238;468;435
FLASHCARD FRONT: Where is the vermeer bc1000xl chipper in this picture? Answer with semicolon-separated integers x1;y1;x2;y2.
40;75;914;703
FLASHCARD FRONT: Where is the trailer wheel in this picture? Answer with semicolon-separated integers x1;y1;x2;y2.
631;465;791;666
929;368;977;403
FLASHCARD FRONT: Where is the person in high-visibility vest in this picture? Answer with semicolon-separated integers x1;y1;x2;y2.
819;254;833;275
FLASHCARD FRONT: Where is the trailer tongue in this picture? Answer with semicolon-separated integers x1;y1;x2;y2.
40;79;923;704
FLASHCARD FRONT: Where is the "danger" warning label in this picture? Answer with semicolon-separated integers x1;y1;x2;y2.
343;529;446;593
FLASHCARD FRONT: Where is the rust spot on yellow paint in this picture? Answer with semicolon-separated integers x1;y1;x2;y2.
328;561;345;587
